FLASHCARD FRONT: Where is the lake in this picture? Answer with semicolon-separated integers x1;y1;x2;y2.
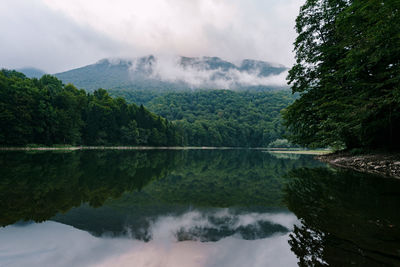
1;150;399;266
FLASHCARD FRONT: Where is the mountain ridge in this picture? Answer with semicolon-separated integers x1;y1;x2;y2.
17;67;46;78
54;55;288;92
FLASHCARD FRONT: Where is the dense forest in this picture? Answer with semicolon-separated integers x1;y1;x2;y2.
111;89;297;147
0;70;182;146
284;0;400;150
0;68;296;147
0;68;295;147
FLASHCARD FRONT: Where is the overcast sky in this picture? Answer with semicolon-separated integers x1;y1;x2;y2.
0;0;303;73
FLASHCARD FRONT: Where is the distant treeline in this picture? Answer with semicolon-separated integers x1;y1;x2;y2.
0;70;183;146
0;69;297;147
110;89;297;147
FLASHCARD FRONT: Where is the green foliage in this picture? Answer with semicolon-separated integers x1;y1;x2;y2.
284;0;400;150
0;70;183;146
111;89;297;147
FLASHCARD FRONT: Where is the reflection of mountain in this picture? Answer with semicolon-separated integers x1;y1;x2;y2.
51;150;323;238
0;150;323;238
54;56;288;91
284;168;400;266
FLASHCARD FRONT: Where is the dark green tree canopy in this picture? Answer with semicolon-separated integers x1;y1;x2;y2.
284;0;400;149
0;70;183;146
110;89;297;147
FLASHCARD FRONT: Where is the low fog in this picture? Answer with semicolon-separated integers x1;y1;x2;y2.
126;55;289;89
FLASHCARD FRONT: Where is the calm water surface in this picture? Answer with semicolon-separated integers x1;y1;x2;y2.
0;150;399;266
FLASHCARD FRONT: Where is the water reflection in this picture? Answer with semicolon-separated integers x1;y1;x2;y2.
0;150;322;229
0;214;298;267
48;150;321;237
0;150;321;267
284;167;400;266
0;150;180;226
5;150;400;266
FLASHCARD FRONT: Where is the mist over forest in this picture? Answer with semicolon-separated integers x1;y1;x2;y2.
54;55;289;92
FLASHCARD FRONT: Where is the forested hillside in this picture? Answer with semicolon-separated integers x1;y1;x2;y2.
0;70;182;146
111;89;296;147
284;0;400;150
54;56;288;92
0;69;296;148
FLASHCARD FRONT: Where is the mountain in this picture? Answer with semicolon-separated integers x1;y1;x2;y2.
17;67;46;78
54;56;288;92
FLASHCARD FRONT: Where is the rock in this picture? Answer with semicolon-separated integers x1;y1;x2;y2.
316;152;400;179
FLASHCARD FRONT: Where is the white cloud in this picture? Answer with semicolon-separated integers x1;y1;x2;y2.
42;0;238;54
128;55;289;88
0;0;124;73
0;0;303;73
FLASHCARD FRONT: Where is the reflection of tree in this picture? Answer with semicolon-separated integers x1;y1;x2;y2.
0;150;323;232
53;151;323;236
0;151;180;226
289;223;327;267
105;150;324;208
284;167;400;266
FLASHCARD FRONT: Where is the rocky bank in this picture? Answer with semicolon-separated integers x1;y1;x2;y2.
316;152;400;179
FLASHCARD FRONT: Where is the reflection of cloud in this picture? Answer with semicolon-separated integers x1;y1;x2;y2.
98;234;296;267
147;209;298;241
0;222;133;267
0;210;298;267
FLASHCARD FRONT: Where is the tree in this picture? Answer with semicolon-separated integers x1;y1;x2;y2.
283;0;400;150
0;70;183;147
121;120;139;145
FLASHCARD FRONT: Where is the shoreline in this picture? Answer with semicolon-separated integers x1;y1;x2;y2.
0;146;306;151
0;146;332;151
0;146;242;151
266;150;331;155
316;152;400;179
